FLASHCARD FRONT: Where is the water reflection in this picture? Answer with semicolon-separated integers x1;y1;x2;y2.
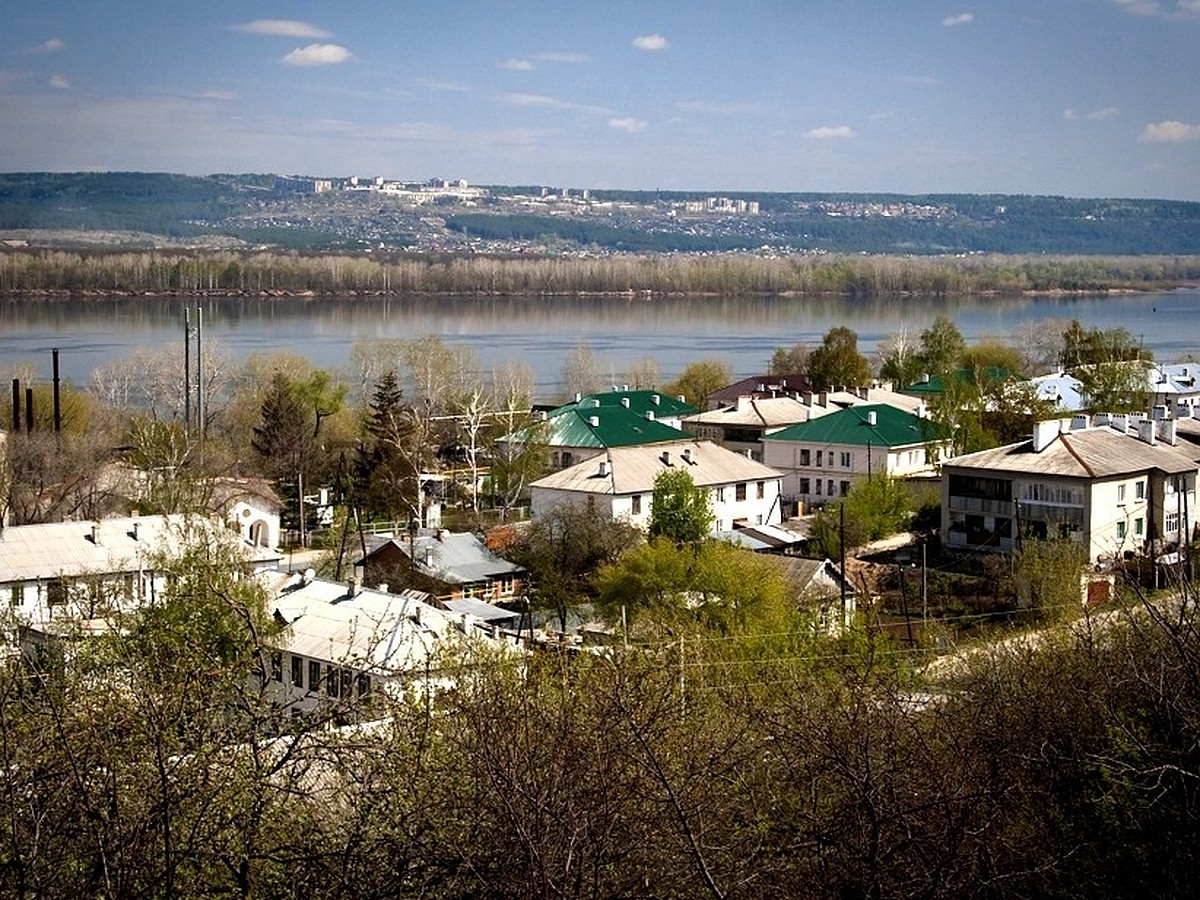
0;289;1193;393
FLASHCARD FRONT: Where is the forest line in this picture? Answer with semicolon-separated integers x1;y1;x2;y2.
2;247;1199;298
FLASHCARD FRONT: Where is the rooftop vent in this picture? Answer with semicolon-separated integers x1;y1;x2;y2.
681;447;692;464
660;450;672;466
597;460;608;477
866;410;878;426
589;415;600;427
651;394;661;405
645;410;655;421
621;397;630;408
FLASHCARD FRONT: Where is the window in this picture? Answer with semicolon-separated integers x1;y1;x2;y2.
46;579;67;607
799;449;811;466
561;451;574;468
631;494;642;515
1136;480;1146;500
816;450;823;467
1117;484;1126;504
715;486;726;502
840;480;851;497
1166;510;1181;535
357;673;372;698
8;584;20;607
1135;517;1144;537
328;666;342;698
270;652;283;683
309;660;321;694
815;479;822;495
799;478;811;495
735;483;747;502
840;451;851;467
291;654;304;689
827;480;835;497
1117;521;1127;540
756;481;765;499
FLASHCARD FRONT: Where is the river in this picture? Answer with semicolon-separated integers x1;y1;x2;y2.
1;289;1197;396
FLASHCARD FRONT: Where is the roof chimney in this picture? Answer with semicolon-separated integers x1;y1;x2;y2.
597;460;608;477
574;392;582;402
89;523;102;545
589;415;600;427
651;394;661;405
130;521;140;541
681;447;692;464
1137;419;1157;446
621;397;630;408
660;450;671;466
645;410;655;421
866;410;877;427
347;576;361;597
1032;419;1062;453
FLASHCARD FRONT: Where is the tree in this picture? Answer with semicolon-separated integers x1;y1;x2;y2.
561;339;604;400
768;342;810;376
661;358;731;409
1062;321;1151;412
917;315;965;377
649;469;713;543
810;474;915;559
506;503;641;632
806;326;872;390
355;370;418;521
624;357;662;390
877;327;923;389
597;537;794;636
1012;536;1087;620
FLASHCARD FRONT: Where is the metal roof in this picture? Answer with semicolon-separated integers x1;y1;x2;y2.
549;388;697;419
943;425;1200;479
762;404;944;449
503;404;693;450
361;531;523;586
0;514;282;584
531;439;783;496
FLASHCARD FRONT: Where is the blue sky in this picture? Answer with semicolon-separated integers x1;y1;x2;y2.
2;1;1199;199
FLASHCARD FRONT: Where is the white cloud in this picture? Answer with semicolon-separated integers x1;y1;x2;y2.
1065;106;1120;121
533;51;590;63
49;74;70;90
942;13;975;26
899;74;941;85
1139;120;1200;142
232;20;332;38
200;90;236;101
500;92;614;115
609;116;647;133
1112;0;1200;18
676;100;764;115
503;92;564;107
415;78;470;93
281;44;351;67
498;58;533;71
632;34;670;51
35;38;64;54
807;125;855;139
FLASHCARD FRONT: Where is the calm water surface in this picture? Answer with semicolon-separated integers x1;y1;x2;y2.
1;289;1196;395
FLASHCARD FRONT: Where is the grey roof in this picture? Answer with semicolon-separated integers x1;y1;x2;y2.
943;426;1200;479
530;439;783;496
441;597;521;622
270;578;459;673
362;531;523;585
0;514;282;584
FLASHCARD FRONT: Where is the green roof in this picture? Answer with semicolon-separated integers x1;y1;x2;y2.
901;365;1019;396
762;404;944;448
550;388;698;419
508;405;693;449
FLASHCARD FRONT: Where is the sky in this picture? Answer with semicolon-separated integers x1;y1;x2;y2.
2;1;1199;200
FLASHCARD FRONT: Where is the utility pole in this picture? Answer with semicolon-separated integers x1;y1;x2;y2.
184;306;191;433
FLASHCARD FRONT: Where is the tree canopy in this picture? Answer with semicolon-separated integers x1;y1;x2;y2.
648;469;714;543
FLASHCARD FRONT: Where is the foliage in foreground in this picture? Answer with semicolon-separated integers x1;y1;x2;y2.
2;561;1200;897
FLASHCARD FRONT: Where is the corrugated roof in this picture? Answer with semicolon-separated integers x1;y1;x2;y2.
943;425;1200;479
0;514;281;584
549;388;697;419
762;404;943;448
531;439;783;496
271;580;453;672
505;405;692;450
361;532;523;585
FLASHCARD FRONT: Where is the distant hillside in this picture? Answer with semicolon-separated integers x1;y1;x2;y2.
1;172;1199;256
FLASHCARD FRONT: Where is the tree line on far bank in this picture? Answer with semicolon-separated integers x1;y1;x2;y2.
2;248;1198;297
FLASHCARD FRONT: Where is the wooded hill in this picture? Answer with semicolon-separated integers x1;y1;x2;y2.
2;172;1200;256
